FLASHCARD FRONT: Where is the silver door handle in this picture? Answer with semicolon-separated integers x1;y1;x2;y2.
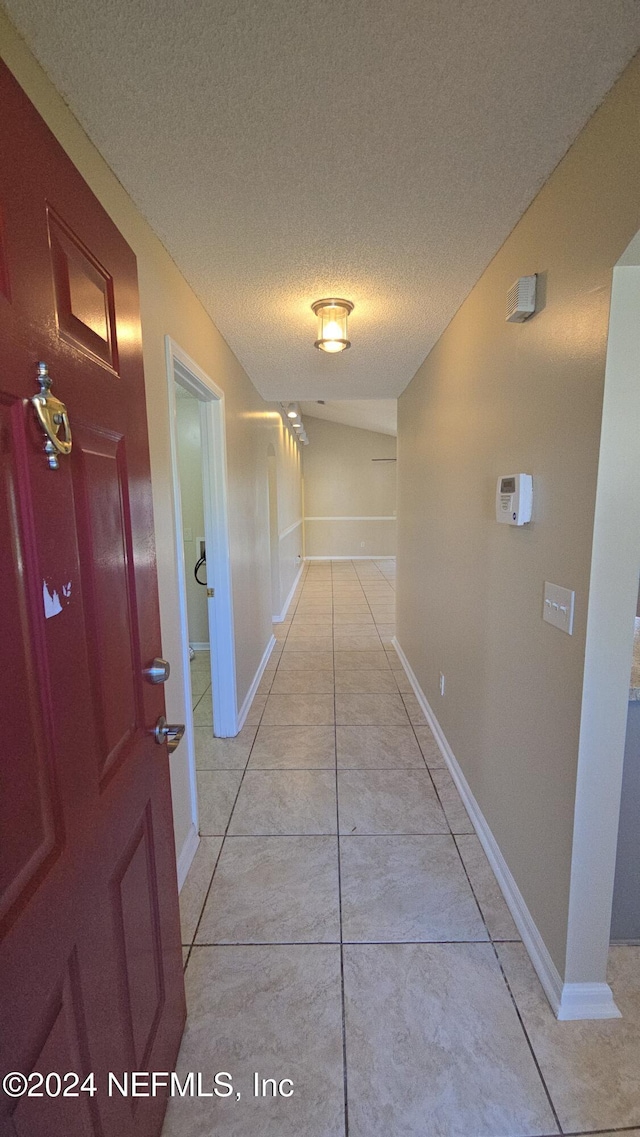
144;657;171;684
154;716;185;753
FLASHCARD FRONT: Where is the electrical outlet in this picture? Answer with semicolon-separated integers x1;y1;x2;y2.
439;672;445;696
360;541;365;548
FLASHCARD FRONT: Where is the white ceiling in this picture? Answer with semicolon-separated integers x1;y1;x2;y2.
300;400;397;436
6;1;640;400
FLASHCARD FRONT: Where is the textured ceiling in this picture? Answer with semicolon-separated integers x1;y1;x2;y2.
5;0;640;399
300;400;397;436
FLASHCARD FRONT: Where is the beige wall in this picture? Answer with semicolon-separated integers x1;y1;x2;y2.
0;14;302;864
303;415;397;558
397;54;640;977
175;394;208;646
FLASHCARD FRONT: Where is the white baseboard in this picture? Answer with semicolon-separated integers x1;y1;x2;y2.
189;642;210;651
391;636;621;1022
236;634;276;731
273;561;304;623
304;555;394;561
557;982;621;1020
176;823;200;892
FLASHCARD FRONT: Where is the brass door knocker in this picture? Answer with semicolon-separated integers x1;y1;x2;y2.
31;361;73;469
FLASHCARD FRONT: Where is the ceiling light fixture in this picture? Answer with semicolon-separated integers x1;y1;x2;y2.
311;298;354;353
287;408;298;418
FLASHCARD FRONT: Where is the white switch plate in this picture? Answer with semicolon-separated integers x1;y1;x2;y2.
543;582;575;635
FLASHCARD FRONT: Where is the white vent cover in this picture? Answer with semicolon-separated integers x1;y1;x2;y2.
506;275;537;323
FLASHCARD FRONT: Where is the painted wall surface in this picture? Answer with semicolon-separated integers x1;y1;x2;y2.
397;55;640;977
275;425;303;616
303;415;397;557
0;15;302;862
175;394;208;646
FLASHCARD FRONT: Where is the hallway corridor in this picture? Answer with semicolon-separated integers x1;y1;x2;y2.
167;561;640;1137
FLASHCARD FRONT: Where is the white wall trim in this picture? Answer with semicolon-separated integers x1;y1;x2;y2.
305;555;392;561
392;635;621;1021
304;515;396;521
237;634;277;731
273;560;304;623
190;642;210;651
279;518;303;540
176;824;200;892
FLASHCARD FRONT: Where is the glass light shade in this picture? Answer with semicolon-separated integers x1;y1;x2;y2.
311;298;354;353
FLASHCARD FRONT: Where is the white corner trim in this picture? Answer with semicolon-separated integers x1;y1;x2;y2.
176;824;200;892
556;982;621;1020
237;634;276;731
391;636;621;1021
273;561;304;623
278;518;303;540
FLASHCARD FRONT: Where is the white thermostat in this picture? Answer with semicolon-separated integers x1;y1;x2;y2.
496;474;533;526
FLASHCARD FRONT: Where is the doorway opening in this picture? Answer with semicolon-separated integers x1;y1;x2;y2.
165;337;238;844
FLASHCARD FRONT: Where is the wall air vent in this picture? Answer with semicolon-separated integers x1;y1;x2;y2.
506;275;537;323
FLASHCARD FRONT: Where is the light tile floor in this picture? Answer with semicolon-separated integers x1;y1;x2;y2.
166;559;640;1137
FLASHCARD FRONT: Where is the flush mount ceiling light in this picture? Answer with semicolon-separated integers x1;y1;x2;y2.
311;298;354;353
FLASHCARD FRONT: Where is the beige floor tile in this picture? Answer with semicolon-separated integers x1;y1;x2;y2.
431;768;474;833
334;650;390;670
343;943;558;1137
413;724;446;767
196;770;244;834
244;693;268;726
162;945;344;1137
256;672;274;695
401;691;428;724
336;725;424;767
290;615;333;627
194;725;257;770
282;636;334;652
338;770;448;834
196;836;340;943
190;651;211;671
249;725;336;768
455;835;520;940
393;669;413;692
262;693;335;725
335;692;410;726
334;670;399;694
269;670;335;694
329;618;375;627
331;623;378;637
229;770;337;834
497;943;640;1133
277;650;334;671
190;670;211;695
333;634;382;652
179;836;223;944
340;835;488;942
287;624;333;639
384;648;403;669
193;694;213;725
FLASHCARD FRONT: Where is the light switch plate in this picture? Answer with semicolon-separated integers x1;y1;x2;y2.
543;582;575;635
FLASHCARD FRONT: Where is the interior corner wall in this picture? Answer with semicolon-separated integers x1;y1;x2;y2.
396;52;640;978
0;13;302;865
302;416;397;558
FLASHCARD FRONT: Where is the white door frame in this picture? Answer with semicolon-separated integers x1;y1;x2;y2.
561;234;640;1017
165;336;238;746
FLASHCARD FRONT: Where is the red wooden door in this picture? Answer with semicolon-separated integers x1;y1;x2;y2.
0;63;185;1137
